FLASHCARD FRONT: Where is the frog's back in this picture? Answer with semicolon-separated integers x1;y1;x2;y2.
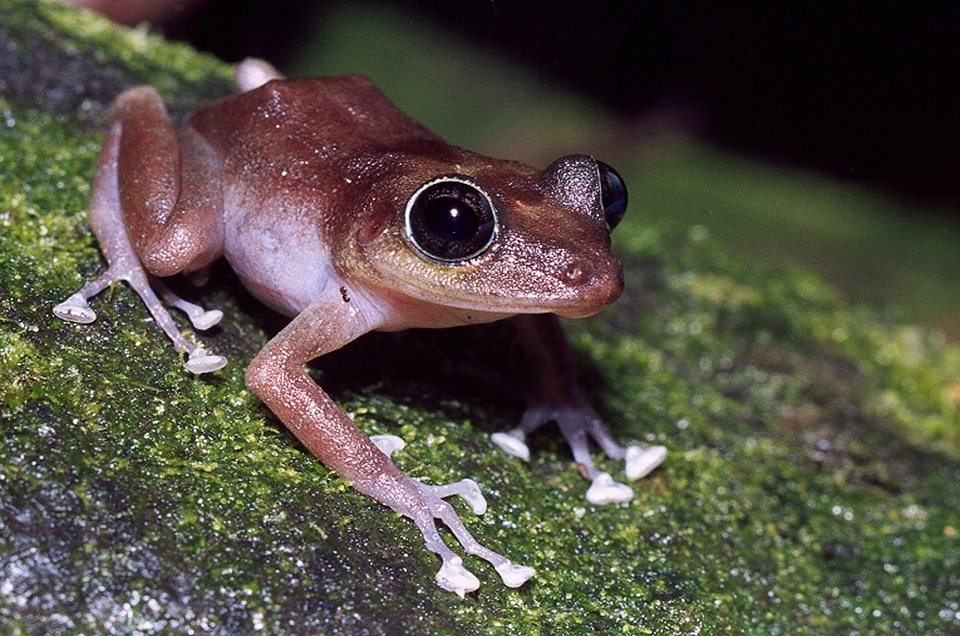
187;76;449;164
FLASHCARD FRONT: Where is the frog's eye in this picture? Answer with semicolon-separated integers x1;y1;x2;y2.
597;161;627;231
405;177;498;263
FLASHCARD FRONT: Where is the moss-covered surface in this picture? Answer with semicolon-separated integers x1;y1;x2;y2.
2;1;960;633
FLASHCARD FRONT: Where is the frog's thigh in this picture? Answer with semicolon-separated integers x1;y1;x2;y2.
114;87;224;278
140;127;224;277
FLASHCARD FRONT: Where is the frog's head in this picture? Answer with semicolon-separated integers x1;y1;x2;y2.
351;152;627;324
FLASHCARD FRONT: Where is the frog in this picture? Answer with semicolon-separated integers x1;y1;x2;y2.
53;58;667;596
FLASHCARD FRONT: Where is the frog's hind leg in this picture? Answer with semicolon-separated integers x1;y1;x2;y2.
54;91;226;374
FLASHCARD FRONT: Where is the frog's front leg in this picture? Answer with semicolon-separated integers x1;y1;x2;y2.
492;314;667;505
245;294;534;597
53;86;226;373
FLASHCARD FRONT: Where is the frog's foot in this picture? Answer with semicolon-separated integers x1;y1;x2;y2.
372;437;534;596
412;480;535;597
497;403;667;505
54;265;226;374
370;434;407;457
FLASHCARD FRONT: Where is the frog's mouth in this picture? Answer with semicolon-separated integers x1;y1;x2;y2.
367;253;623;324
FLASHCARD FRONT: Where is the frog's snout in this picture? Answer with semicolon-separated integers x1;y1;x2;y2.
555;253;623;318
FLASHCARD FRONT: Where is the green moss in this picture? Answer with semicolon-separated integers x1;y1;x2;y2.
2;1;959;634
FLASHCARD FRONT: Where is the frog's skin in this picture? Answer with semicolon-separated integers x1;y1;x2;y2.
54;58;667;596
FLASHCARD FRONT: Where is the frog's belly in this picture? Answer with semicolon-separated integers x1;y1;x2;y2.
223;203;337;317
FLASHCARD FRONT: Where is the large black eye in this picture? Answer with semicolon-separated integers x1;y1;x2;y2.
405;177;498;262
597;161;628;231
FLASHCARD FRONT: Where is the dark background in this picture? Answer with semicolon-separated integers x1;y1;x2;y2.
161;1;958;209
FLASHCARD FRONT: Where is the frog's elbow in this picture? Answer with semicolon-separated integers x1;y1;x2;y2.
245;346;289;400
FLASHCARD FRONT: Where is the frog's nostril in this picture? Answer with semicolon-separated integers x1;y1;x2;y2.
553;255;623;318
561;260;593;286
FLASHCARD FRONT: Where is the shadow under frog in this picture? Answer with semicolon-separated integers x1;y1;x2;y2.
54;58;667;596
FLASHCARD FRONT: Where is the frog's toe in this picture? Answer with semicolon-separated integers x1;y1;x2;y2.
495;561;536;588
236;58;285;92
419;478;486;515
53;293;97;324
436;557;480;598
370;434;406;457
188;308;223;331
585;471;634;505
154;282;223;331
624;444;667;481
185;348;227;374
491;429;531;460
